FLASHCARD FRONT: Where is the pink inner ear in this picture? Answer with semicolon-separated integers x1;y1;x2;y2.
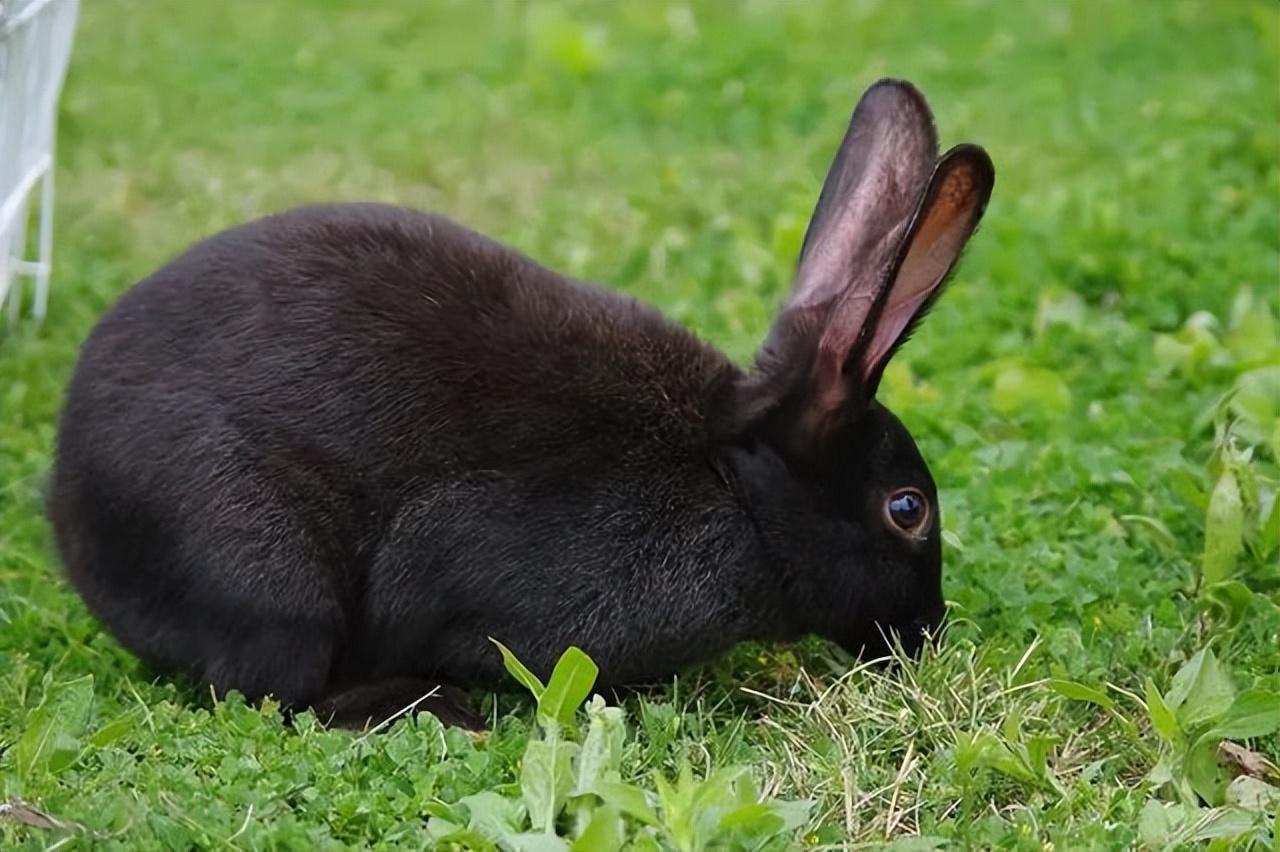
791;109;934;315
808;220;906;408
859;162;984;381
767;80;946;424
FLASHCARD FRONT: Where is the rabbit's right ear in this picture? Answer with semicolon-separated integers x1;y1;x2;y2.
730;79;993;460
731;79;938;450
789;80;939;318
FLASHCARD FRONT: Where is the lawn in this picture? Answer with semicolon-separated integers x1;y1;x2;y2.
1;1;1278;848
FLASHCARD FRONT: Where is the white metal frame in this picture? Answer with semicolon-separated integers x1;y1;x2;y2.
0;0;79;324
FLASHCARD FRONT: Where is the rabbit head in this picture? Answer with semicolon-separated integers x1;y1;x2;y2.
723;79;994;659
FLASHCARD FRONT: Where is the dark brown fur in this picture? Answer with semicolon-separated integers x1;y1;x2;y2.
48;79;994;729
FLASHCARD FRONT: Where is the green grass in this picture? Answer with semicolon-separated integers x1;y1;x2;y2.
2;0;1279;848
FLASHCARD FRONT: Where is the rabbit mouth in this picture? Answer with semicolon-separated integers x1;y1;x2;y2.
842;611;943;662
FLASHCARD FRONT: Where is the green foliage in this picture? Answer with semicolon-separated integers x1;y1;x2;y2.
12;675;94;782
1139;647;1280;848
1154;288;1280;599
536;648;599;732
1;0;1278;848
429;645;810;850
493;639;549;702
1052;288;1280;847
1203;467;1245;587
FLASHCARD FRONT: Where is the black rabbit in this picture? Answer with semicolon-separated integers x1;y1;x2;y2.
48;79;993;730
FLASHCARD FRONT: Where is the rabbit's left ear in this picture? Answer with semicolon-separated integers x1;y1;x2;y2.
732;80;993;457
849;143;994;396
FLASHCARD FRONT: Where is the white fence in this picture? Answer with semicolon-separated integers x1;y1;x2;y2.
0;0;79;324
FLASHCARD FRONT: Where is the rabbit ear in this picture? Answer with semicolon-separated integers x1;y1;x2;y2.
852;143;994;394
735;81;936;439
788;79;939;319
734;81;993;457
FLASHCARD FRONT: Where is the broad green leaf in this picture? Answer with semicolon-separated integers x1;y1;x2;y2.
624;833;664;852
991;364;1072;416
717;802;777;832
594;781;658;826
1119;514;1180;557
653;768;691;848
424;825;500;851
1186;806;1260;842
953;729;999;777
539;646;599;728
1229;367;1280;441
986;742;1041;786
1226;288;1277;353
688;765;750;817
1051;679;1116;711
15;674;95;780
727;772;760;810
1209;690;1280;740
1138;799;1177;846
1023;734;1065;794
1147;752;1175;786
1202;580;1255;629
1168;467;1211;515
1187;736;1229;806
1202;468;1244;585
1165;651;1203;710
569;804;624;852
521;736;578;834
1260;488;1280;557
423;816;463;839
680;766;755;847
1145;678;1180;743
88;712;138;748
1174;776;1200;812
459;790;528;843
507;834;571;852
1167;647;1235;730
425;801;467;822
527;7;612;77
719;797;812;843
769;798;816;836
1034;287;1087;334
490;638;545;700
1154;334;1194;374
573;698;625;796
1000;704;1025;742
1224;776;1280;813
951;730;1039;786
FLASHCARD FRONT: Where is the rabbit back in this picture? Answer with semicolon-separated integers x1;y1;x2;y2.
49;203;778;702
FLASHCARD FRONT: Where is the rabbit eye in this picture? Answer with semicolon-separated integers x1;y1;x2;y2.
885;488;929;537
